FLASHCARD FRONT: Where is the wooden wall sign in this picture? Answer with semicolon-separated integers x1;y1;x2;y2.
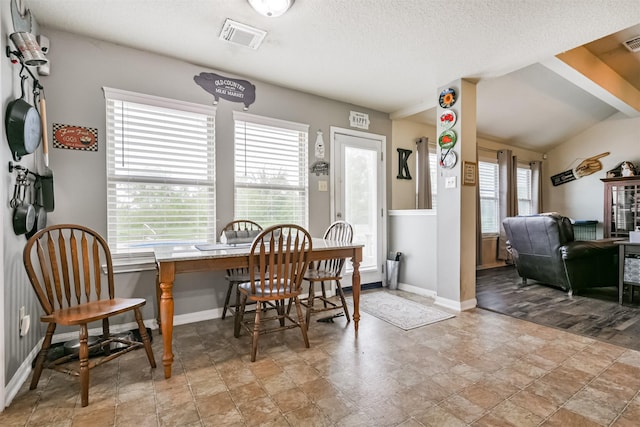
194;72;256;110
551;152;609;186
52;123;98;151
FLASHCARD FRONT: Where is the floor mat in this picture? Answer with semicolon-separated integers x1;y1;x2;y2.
352;291;454;330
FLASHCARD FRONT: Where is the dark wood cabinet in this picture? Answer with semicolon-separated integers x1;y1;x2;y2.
602;177;640;238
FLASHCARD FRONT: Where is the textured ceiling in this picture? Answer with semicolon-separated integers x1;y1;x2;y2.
18;0;640;152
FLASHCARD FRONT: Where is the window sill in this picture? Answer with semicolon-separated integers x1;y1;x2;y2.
482;233;500;239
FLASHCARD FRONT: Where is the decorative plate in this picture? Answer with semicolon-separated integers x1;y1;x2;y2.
439;109;457;130
440;150;457;169
438;129;457;149
439;88;457;108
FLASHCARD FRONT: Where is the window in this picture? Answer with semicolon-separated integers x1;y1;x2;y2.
517;166;533;215
104;88;216;256
479;160;499;234
429;149;438;209
233;111;309;228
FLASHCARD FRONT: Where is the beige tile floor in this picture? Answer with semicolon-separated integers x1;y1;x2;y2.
2;289;640;426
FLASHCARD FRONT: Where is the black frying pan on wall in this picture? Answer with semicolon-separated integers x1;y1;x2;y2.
5;72;41;162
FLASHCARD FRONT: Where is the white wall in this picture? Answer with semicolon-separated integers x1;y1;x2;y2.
545;113;640;236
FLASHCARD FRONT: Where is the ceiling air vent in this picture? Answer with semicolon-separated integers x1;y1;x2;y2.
220;19;266;50
622;35;640;53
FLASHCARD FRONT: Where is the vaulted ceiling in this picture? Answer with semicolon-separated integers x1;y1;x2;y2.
19;0;640;153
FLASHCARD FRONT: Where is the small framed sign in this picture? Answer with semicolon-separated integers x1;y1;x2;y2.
349;111;370;129
463;161;477;186
52;123;98;151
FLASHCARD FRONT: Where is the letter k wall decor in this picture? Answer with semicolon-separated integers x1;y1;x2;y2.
397;148;412;180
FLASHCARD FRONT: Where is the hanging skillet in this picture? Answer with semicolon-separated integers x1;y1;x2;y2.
11;171;36;236
5;70;42;162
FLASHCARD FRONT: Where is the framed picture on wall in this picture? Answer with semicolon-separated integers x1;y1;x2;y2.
463;161;477;186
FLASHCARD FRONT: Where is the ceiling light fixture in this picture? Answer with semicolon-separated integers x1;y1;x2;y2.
248;0;294;17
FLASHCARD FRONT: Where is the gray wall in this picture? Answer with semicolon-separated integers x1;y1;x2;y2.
1;26;391;387
2;0;44;390
388;210;438;293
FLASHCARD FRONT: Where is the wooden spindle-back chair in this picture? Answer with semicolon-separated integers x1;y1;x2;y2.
220;219;263;319
23;224;156;407
234;224;312;361
300;221;353;328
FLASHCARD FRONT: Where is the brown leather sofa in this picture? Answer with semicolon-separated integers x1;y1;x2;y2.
502;214;619;296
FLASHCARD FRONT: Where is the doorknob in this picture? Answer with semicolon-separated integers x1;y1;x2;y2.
336;212;342;218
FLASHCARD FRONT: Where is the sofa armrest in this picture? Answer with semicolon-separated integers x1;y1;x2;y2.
560;240;618;260
560;240;619;292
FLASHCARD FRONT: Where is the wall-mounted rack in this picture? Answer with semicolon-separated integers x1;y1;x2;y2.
6;46;43;91
9;161;40;181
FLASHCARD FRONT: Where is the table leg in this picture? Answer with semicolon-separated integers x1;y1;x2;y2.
155;272;162;332
351;248;362;333
158;262;175;379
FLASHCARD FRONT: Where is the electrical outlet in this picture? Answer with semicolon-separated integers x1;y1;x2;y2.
19;306;30;337
318;180;328;192
20;315;30;337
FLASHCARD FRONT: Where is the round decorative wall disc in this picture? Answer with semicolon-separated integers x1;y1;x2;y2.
439;150;457;169
438;129;457;149
439;88;457;108
439;109;457;130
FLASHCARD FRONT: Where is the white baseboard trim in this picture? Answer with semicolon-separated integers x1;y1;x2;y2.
393;284;475;312
397;282;437;299
434;296;477;312
173;308;222;326
4;342;41;408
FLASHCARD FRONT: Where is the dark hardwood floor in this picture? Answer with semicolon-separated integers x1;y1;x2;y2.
476;265;640;351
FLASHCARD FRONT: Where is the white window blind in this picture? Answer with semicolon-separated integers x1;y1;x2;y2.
429;149;437;209
104;87;216;256
233;111;309;228
517;166;533;215
479;161;499;234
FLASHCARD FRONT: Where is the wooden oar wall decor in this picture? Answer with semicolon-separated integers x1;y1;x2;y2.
551;152;610;186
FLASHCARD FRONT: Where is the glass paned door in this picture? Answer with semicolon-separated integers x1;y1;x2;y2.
332;128;385;286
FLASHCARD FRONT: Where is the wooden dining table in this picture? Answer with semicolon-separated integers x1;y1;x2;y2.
153;238;363;379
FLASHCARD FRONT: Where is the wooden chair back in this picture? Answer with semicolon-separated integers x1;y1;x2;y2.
23;224;115;315
247;224;312;300
222;219;263;277
316;220;353;276
221;219;263;239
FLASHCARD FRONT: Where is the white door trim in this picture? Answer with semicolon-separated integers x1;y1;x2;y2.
329;126;387;285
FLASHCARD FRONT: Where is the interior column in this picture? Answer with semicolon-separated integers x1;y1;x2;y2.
435;79;478;311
